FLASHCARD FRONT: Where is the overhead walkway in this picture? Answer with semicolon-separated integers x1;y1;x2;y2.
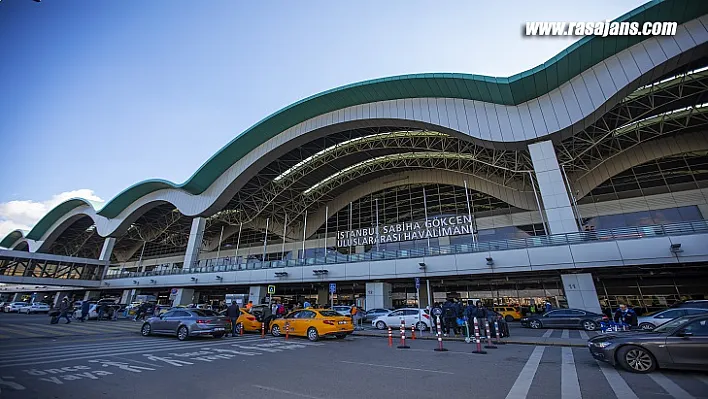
0;249;106;288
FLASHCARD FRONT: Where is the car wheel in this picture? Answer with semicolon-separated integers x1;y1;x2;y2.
415;321;427;331
529;320;542;329
582;320;597;331
617;345;656;373
234;322;243;335
271;324;282;337
639;323;655;331
177;326;189;341
141;323;151;336
505;315;514;322
375;321;386;330
307;327;319;342
335;334;346;339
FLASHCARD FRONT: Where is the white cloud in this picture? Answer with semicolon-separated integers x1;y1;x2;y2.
0;189;105;242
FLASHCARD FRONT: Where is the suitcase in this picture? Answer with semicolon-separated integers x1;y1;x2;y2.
50;315;59;324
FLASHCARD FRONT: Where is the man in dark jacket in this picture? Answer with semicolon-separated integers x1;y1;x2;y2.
613;304;638;327
80;301;90;322
226;302;242;337
58;298;71;324
441;299;457;336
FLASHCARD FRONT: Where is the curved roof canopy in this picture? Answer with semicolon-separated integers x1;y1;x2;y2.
6;0;708;246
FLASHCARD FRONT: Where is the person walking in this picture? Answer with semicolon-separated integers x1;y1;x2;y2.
80;300;90;322
226;302;242;337
97;303;106;321
261;304;274;332
441;298;457;337
613;304;638;328
350;304;359;330
58;298;71;324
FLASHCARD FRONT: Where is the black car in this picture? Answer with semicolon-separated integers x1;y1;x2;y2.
588;314;708;373
520;308;605;331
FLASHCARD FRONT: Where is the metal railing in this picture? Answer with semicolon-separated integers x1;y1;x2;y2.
104;220;708;280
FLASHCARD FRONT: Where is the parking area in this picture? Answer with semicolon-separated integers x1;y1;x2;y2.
0;313;706;399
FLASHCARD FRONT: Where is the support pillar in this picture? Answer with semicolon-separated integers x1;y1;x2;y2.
183;217;206;270
419;283;430;309
83;291;100;301
561;273;601;314
121;289;137;304
317;287;329;308
172;288;195;306
528;140;579;234
99;238;116;261
11;293;22;302
248;286;267;305
53;292;69;308
365;282;392;310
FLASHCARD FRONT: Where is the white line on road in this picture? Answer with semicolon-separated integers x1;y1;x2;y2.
649;373;695;399
253;384;325;399
697;375;708;386
505;346;545;399
596;360;639;399
542;330;553;338
561;347;581;399
579;331;589;340
339;360;454;374
561;330;570;339
0;339;156;358
0;337;267;368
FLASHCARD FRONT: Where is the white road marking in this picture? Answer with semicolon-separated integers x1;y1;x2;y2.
0;326;44;338
697;375;708;386
561;347;581;399
542;330;553;338
253;384;325;399
649;373;695;399
0;339;149;355
579;331;589;340
505;346;545;399
596;360;639;399
561;330;570;339
0;339;163;359
0;337;267;368
338;360;454;374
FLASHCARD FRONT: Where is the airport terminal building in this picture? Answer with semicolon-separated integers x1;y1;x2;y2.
2;1;708;314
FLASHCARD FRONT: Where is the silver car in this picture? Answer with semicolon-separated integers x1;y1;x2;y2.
637;308;708;330
140;308;228;340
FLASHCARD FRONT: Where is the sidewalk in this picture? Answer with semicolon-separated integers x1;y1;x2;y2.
351;328;589;348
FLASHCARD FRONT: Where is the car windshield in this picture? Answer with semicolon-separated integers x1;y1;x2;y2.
652;316;693;333
318;311;342;317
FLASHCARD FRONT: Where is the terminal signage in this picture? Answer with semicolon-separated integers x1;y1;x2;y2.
336;215;475;247
329;283;337;294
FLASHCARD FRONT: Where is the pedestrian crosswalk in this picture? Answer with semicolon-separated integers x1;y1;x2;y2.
541;329;598;339
0;320;140;339
501;345;708;399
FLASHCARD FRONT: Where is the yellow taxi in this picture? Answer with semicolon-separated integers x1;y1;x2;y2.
493;306;523;322
235;309;263;334
270;309;353;341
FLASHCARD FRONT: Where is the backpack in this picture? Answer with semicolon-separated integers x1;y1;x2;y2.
277;304;285;315
443;306;456;318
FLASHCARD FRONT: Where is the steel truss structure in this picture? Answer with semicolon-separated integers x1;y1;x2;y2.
0;253;104;281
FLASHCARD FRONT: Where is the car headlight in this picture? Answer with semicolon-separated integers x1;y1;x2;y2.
594;341;612;348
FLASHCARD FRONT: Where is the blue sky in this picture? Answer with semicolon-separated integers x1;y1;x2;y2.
0;0;647;237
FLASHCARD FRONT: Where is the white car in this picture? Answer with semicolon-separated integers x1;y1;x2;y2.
3;302;28;313
19;303;51;314
637;308;708;330
372;308;431;331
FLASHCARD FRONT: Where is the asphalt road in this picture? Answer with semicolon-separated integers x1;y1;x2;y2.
0;313;706;399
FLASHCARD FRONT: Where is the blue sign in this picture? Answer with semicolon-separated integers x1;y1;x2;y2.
329;283;336;293
415;277;420;289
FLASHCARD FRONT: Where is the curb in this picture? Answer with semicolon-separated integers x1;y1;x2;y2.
352;331;588;348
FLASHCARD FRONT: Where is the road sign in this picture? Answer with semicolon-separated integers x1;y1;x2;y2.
267;285;276;295
415;277;420;289
329;283;337;293
170;288;178;295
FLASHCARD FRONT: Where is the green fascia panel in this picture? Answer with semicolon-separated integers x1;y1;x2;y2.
10;0;708;245
25;198;93;240
0;230;24;248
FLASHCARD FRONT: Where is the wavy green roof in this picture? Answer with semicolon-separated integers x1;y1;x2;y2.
10;0;708;244
0;230;24;248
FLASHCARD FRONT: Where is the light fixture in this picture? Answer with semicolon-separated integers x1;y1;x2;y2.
312;269;329;275
486;257;494;266
190;277;198;282
132;280;139;285
275;272;289;277
215;275;223;281
104;282;110;286
150;279;156;284
418;262;426;270
670;243;682;253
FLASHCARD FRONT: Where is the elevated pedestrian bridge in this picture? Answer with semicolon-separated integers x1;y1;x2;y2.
101;221;708;290
0;249;105;288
